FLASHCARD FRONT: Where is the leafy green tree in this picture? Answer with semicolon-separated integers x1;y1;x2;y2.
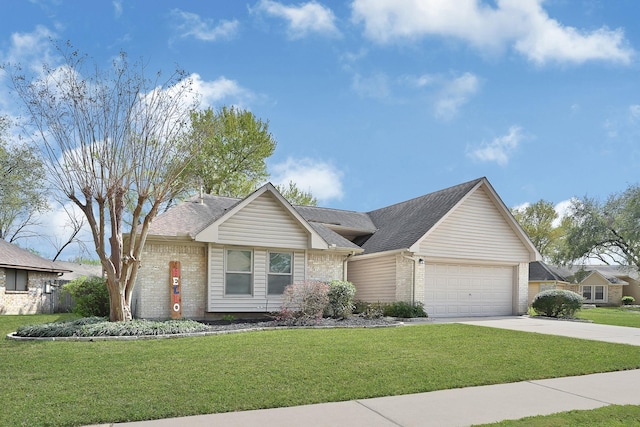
557;186;640;268
0;116;49;242
511;200;564;260
275;181;317;206
9;45;200;321
185;106;276;197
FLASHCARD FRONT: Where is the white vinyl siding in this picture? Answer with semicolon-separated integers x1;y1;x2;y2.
348;256;396;303
425;263;514;317
208;244;306;312
419;187;530;262
218;193;309;249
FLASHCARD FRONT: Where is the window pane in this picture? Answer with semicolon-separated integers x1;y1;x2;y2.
582;286;592;300
268;275;291;295
16;270;27;291
595;286;604;300
226;273;252;295
269;253;291;274
5;269;16;291
227;250;252;272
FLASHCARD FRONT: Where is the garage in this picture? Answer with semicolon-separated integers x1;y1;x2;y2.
424;263;514;317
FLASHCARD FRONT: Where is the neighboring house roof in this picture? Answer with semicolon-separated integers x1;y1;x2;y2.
529;261;629;285
147;177;538;257
529;261;568;282
53;261;103;282
0;239;71;273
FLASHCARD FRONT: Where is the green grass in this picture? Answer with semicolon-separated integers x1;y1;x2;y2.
2;315;640;426
577;307;640;327
477;404;640;426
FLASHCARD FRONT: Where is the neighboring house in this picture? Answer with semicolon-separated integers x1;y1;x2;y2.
0;239;71;315
133;177;540;319
528;261;629;306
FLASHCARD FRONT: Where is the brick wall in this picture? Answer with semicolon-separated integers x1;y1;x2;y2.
306;252;346;282
134;242;207;319
395;254;414;302
0;269;58;315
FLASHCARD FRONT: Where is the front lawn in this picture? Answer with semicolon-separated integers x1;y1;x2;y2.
577;307;640;328
2;315;640;426
477;404;640;426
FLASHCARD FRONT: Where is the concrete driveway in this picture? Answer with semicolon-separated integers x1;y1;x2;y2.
455;315;640;346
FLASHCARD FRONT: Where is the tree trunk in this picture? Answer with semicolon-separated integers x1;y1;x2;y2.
107;281;132;322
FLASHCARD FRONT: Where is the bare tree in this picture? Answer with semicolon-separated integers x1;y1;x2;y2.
8;44;199;321
48;201;90;262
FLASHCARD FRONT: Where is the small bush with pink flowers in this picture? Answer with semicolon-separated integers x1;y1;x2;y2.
278;280;330;325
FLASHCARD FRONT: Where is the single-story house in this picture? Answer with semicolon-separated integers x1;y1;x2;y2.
132;177;540;319
0;239;71;314
528;261;629;306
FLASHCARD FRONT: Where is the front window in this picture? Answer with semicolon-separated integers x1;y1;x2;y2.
268;252;292;295
225;250;252;295
581;285;606;303
5;269;27;291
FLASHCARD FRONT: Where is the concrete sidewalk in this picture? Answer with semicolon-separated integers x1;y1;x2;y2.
106;369;640;427
92;318;640;427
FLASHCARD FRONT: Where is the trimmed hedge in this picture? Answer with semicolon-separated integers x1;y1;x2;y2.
532;289;583;318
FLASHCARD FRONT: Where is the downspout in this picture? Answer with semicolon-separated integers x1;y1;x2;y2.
343;252;354;281
402;254;417;304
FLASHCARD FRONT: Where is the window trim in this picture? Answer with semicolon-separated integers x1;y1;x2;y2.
581;285;607;303
267;251;293;296
224;249;253;297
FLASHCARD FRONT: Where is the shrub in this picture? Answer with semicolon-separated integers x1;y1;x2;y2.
383;301;428;318
63;276;110;317
15;317;211;337
622;296;636;305
278;280;330;324
531;289;583;318
325;280;357;318
354;301;385;319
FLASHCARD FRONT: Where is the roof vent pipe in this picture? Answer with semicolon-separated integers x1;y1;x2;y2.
199;185;204;205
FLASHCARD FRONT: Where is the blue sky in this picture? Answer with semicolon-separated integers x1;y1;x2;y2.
1;0;639;258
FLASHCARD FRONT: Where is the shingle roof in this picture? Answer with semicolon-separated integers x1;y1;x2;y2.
360;178;484;254
147;177;492;254
529;261;568;281
148;194;240;237
0;239;71;273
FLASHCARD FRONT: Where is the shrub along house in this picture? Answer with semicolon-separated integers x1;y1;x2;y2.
132;177;540;319
0;239;71;314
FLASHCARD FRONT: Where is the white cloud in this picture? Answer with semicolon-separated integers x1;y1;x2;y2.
1;26;58;74
351;72;391;99
189;73;257;109
253;0;341;39
113;0;123;18
467;126;523;165
434;72;480;120
171;9;239;41
630;104;640;121
400;71;480;120
351;0;633;65
270;157;344;202
552;199;574;227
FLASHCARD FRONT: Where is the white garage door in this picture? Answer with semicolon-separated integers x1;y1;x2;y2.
424;264;514;317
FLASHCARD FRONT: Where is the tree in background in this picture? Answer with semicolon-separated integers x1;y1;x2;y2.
511;200;565;260
0;116;49;242
557;186;640;269
8;44;200;321
184;106;317;206
185;106;275;197
275;181;317;206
